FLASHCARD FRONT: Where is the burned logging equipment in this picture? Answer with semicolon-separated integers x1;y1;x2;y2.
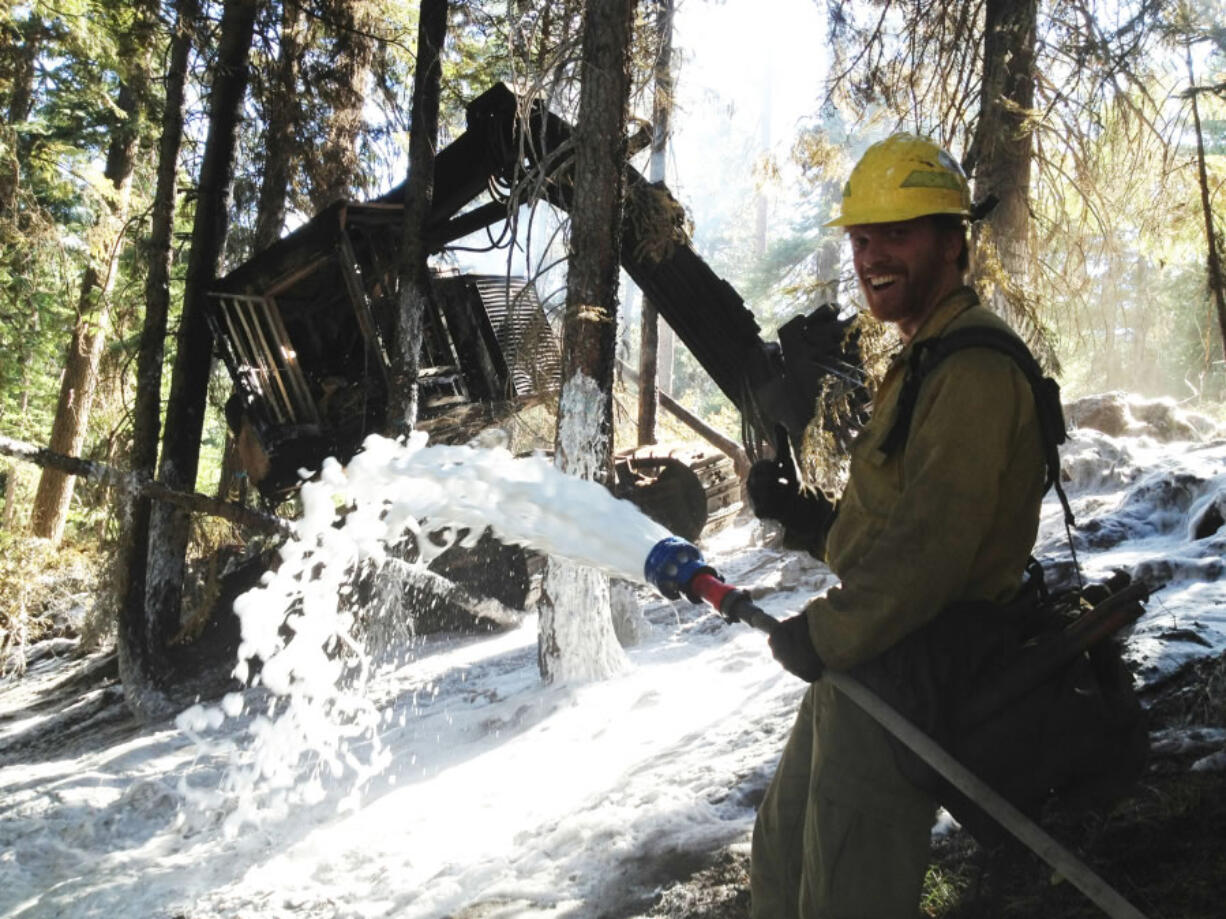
208;83;858;541
212;266;562;501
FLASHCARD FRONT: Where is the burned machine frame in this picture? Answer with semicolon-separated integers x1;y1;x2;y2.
208;83;828;539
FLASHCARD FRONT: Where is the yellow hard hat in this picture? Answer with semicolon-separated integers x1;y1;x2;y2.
826;133;971;227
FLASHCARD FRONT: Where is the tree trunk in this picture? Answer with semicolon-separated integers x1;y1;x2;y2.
215;433;242;500
117;0;198;711
539;0;635;684
0;13;42;222
387;0;448;435
637;0;675;447
144;0;257;704
253;0;302;251
29;27;150;543
968;0;1038;326
30;274;118;541
1186;44;1226;365
306;0;375;211
638;294;660;444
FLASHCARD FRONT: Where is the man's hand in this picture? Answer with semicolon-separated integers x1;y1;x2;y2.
769;613;825;682
747;455;801;522
748;425;832;528
746;434;837;554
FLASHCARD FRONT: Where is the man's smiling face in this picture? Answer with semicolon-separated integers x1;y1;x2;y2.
847;217;963;340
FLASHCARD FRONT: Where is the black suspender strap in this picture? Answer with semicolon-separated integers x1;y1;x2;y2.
879;327;1076;534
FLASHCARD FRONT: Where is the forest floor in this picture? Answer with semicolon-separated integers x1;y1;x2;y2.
4;403;1225;918
644;650;1226;919
3;598;1225;919
4;641;1224;919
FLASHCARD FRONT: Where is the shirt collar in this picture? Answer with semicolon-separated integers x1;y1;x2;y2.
895;285;979;363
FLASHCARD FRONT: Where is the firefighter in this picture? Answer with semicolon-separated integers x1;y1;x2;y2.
747;134;1047;917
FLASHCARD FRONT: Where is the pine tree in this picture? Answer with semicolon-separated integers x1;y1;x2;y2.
1;3;126;528
303;0;376;211
117;0;198;713
30;6;156;543
966;0;1038;335
387;0;448;434
636;0;675;447
538;0;635;684
141;0;258;711
823;0;1176;366
252;0;304;251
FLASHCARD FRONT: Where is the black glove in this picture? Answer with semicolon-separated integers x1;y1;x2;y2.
769;613;825;682
747;426;809;521
746;430;837;551
746;455;801;522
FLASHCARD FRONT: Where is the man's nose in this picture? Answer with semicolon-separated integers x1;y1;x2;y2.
857;234;886;264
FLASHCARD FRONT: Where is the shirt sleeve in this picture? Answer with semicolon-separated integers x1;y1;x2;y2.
804;349;1036;671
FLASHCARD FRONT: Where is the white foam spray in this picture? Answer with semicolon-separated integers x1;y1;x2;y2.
178;430;674;833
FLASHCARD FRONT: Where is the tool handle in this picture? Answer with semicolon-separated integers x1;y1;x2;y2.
827;671;1150;919
960;581;1152;728
1061;581;1151;648
688;572;780;634
723;592;780;636
701;579;1151;919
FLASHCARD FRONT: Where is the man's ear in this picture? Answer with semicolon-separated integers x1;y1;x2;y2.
936;221;966;272
940;225;964;266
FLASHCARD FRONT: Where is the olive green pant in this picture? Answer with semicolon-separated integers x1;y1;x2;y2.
750;679;936;918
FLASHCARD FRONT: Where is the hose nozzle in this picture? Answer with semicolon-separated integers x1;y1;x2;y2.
644;537;777;631
643;537;714;602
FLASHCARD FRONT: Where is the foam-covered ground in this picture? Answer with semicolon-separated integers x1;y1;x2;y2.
1;407;1223;919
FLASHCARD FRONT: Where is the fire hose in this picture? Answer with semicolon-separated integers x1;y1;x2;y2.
643;536;1151;919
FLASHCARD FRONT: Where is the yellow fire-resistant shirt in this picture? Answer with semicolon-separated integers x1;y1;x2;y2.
804;286;1047;671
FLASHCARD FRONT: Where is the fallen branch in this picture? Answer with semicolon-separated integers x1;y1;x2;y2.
0;434;292;537
617;359;751;480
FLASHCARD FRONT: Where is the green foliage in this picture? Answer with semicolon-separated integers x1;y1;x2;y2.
444;4;513;127
0;2;127;446
920;862;971;916
817;0;1226;405
196;363;233;496
0;0;170;545
1033;50;1226;400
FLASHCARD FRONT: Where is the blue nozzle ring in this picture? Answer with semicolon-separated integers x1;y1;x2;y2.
644;536;715;602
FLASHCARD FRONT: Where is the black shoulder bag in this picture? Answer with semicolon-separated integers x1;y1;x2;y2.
853;326;1150;847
